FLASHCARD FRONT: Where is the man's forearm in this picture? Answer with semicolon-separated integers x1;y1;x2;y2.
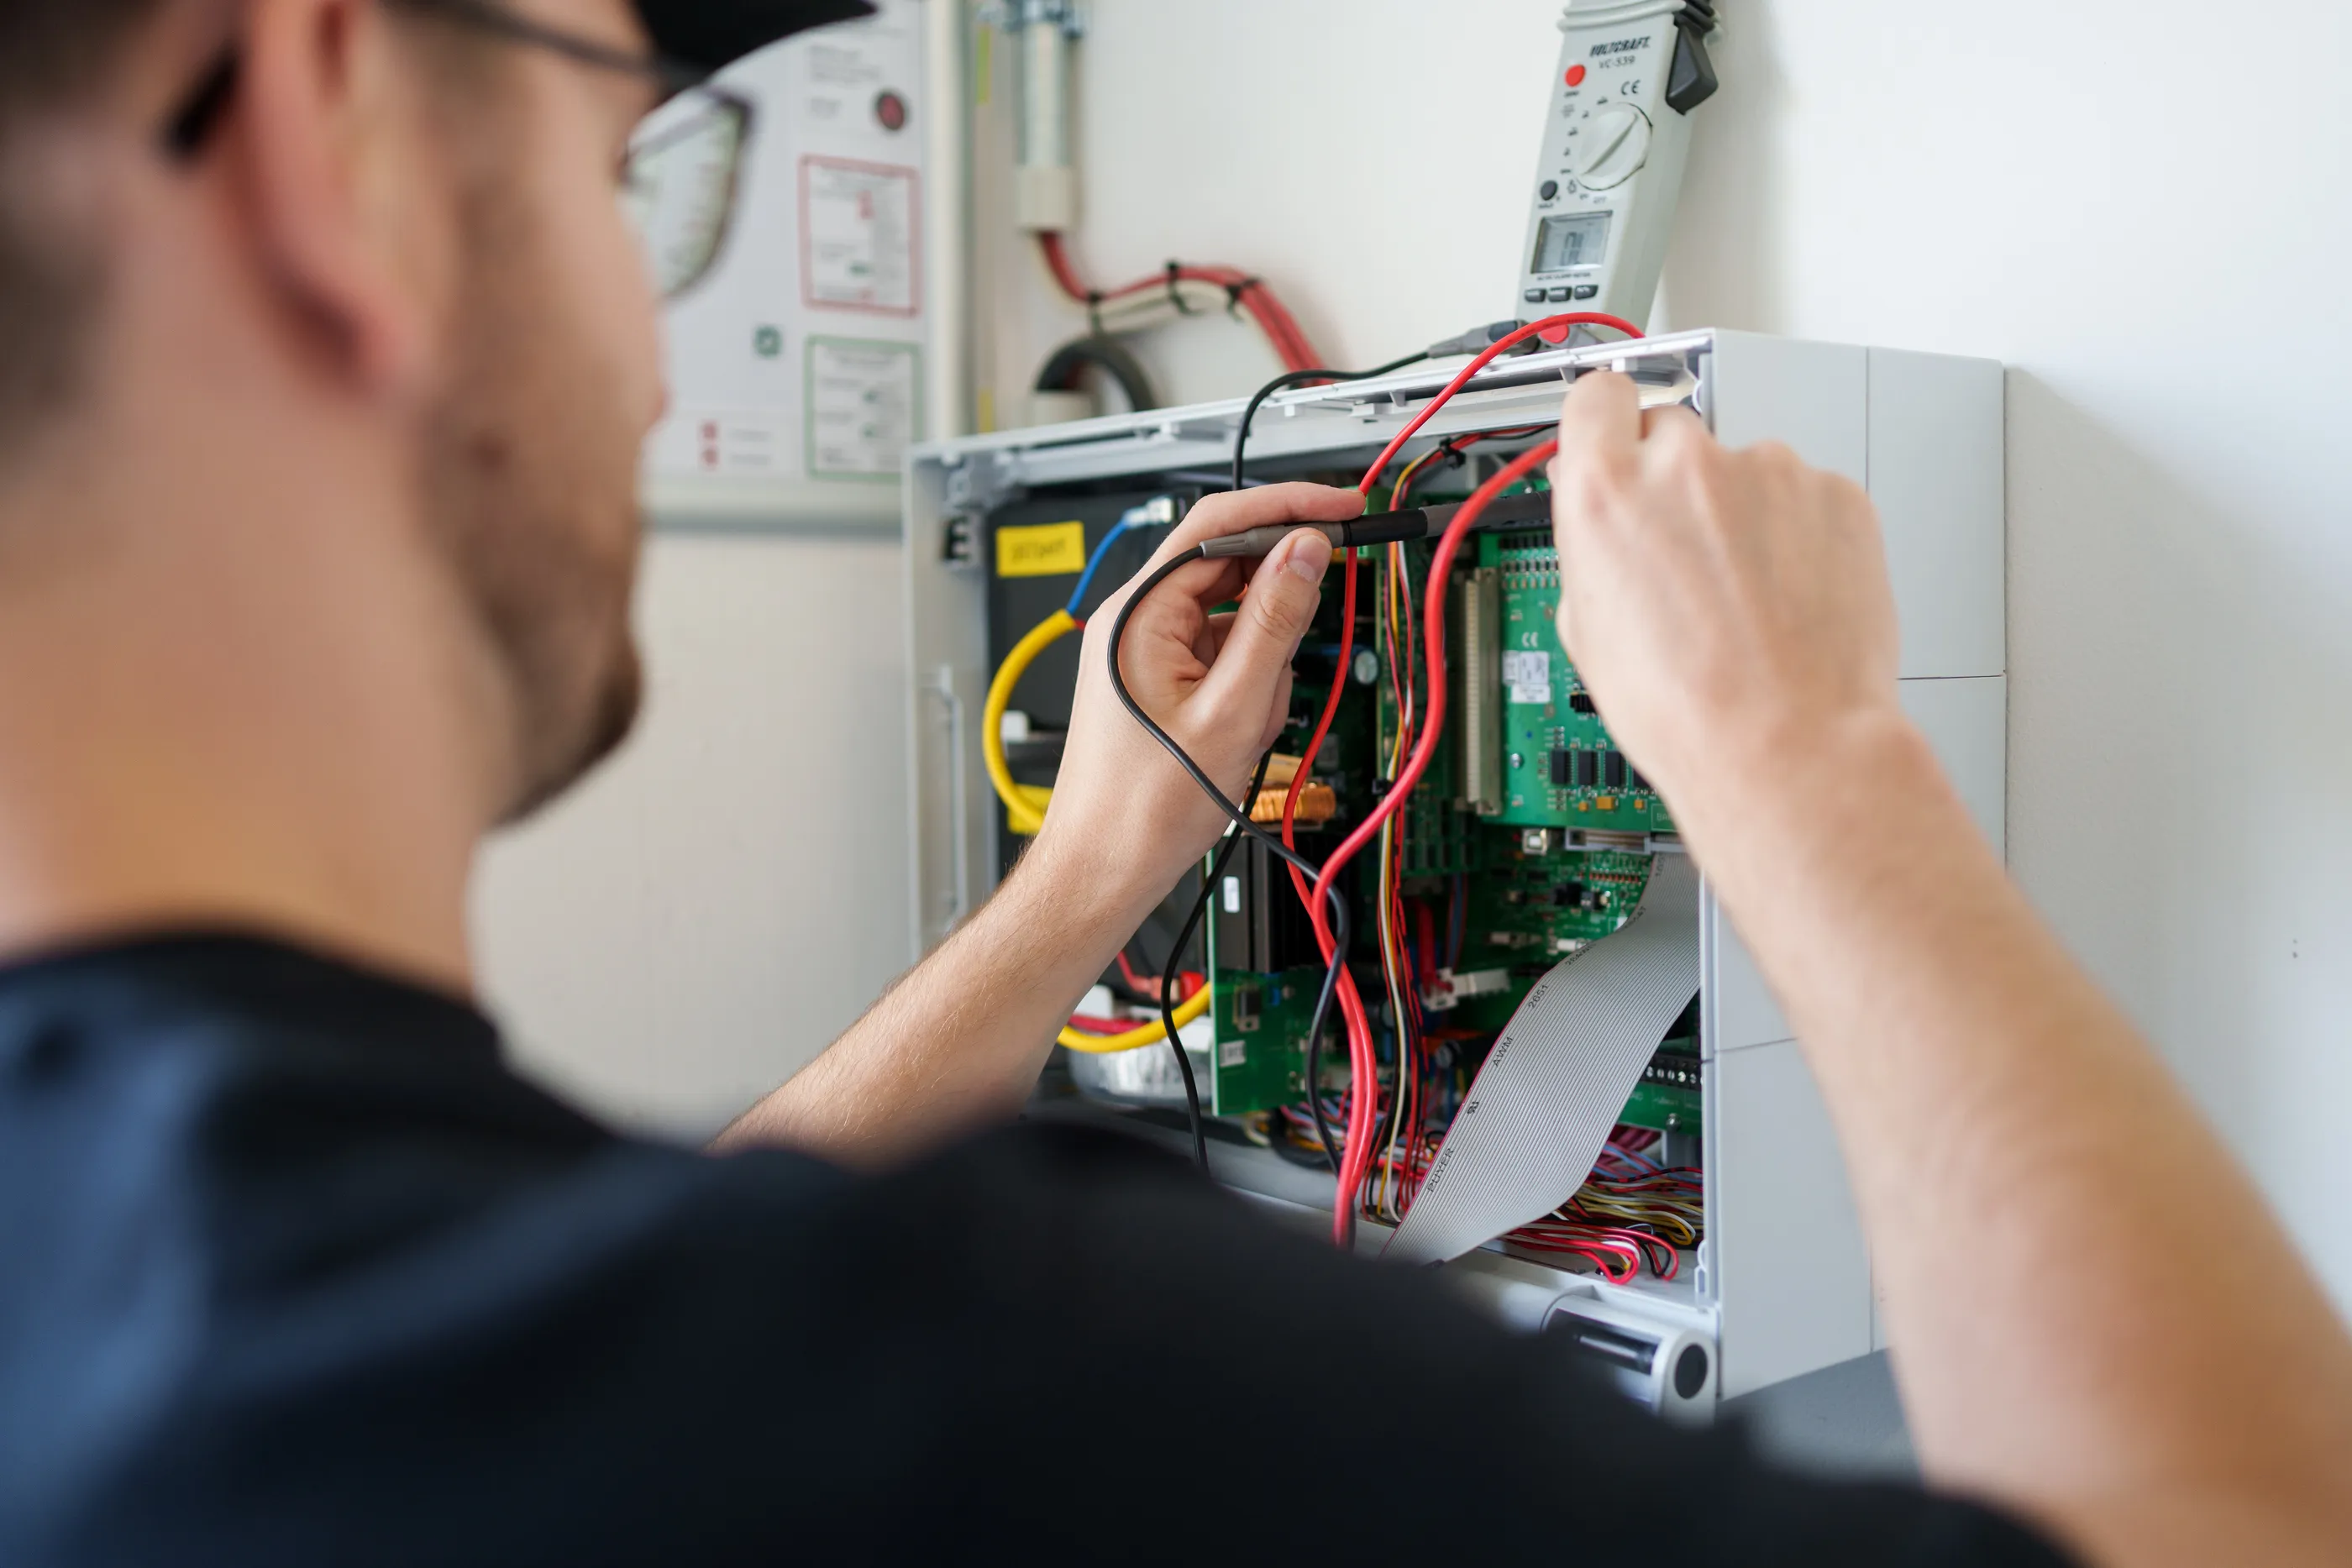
1683;711;2352;1555
715;839;1163;1168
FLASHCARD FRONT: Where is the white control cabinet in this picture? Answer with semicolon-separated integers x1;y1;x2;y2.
901;329;2006;1406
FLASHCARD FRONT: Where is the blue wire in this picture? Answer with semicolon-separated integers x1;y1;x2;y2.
1064;522;1133;617
1065;501;1168;619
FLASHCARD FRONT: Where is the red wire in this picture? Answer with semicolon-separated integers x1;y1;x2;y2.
1110;950;1205;1000
1273;550;1378;1244
1037;232;1325;373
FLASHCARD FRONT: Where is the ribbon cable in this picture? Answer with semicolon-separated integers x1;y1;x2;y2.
1385;852;1702;1267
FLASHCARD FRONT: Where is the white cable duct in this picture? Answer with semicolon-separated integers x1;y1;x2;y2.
1385;852;1701;1268
1004;0;1080;232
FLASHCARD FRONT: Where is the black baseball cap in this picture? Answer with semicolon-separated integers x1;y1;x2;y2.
634;0;878;72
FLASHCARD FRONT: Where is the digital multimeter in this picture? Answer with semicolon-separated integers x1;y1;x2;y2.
1516;0;1719;329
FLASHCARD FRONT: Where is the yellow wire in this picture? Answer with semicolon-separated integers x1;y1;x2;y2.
1375;548;1417;1219
1058;983;1214;1056
1390;443;1449;511
983;609;1073;837
985;607;1212;1056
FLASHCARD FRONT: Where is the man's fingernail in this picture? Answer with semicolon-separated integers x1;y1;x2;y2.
1283;530;1332;584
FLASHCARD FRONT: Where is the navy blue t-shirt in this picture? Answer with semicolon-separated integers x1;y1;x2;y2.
0;935;2073;1564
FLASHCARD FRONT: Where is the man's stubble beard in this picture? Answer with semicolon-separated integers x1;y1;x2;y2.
420;183;648;827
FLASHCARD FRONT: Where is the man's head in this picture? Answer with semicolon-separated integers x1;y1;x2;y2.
0;0;853;826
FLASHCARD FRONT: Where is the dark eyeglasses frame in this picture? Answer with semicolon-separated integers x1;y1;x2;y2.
162;0;758;300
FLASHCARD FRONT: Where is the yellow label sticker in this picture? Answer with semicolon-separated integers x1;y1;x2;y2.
996;521;1089;578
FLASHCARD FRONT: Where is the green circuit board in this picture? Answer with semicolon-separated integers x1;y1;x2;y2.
1484;530;1675;835
1203;834;1656;1114
1620;1038;1703;1135
1466;845;1652;953
1208;965;1320;1114
1437;842;1653;1030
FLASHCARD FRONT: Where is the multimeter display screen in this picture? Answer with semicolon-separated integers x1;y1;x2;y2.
1533;212;1612;273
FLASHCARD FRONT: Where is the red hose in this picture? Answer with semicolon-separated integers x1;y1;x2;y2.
1037;233;1326;373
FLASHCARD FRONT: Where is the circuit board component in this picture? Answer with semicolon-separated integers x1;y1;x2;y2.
1483;529;1673;835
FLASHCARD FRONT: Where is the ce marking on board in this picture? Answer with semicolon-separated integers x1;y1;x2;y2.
1621;78;1643;97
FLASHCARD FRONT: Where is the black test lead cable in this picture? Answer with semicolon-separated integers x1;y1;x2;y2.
1106;551;1356;1177
1126;349;1424;1176
1231;354;1429;496
1158;748;1276;1173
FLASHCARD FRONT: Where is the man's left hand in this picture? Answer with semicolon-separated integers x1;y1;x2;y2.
1032;483;1362;910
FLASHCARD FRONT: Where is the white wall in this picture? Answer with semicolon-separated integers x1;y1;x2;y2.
473;532;911;1140
972;1;2352;1308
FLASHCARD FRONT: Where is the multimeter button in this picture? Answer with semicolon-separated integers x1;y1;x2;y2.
1524;288;1547;303
1539;180;1560;201
1573;285;1600;300
1547;287;1575;302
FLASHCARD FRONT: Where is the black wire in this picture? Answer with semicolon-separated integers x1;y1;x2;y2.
1108;549;1354;1180
1229;353;1430;494
1305;1009;1340;1177
1158;748;1276;1172
1112;350;1429;1198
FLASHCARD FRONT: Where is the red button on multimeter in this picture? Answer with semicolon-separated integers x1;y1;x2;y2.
1565;65;1588;87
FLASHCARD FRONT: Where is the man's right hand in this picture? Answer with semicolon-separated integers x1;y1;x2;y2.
1546;371;1906;841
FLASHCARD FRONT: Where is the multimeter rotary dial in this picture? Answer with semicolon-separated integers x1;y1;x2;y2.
1570;101;1653;191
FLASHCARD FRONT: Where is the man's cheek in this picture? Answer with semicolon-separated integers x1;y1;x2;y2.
538;160;664;419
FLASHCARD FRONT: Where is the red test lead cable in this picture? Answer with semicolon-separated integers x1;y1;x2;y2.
1355;312;1641;495
1275;545;1373;1240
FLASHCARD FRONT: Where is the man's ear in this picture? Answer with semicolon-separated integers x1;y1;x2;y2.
233;0;451;400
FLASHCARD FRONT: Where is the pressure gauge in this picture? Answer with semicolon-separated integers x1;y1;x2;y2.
1515;1;1719;332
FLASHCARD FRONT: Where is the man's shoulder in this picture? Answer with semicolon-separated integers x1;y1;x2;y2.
0;931;609;1175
